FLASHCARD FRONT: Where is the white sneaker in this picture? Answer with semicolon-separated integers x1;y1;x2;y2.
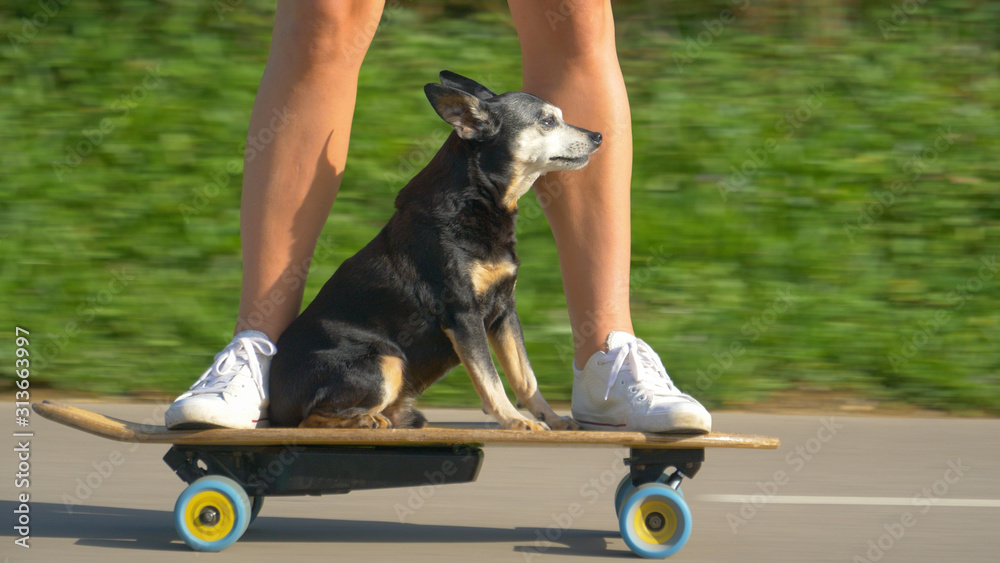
164;330;277;430
571;331;712;433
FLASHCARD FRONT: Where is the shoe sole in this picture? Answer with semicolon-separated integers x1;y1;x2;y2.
574;419;627;431
573;412;711;434
165;419;269;431
165;405;267;431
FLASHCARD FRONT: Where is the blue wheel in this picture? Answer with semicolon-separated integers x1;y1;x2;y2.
619;483;692;559
616;474;683;517
174;475;251;552
615;475;637;517
249;495;265;525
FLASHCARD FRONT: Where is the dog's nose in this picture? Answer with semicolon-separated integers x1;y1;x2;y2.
589;132;602;146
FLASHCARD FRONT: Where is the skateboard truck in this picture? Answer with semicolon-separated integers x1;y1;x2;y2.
626;447;704;490
611;448;706;558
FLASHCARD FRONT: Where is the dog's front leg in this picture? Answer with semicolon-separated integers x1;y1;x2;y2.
443;315;549;431
488;312;579;431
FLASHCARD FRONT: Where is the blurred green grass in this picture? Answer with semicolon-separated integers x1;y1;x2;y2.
1;1;998;412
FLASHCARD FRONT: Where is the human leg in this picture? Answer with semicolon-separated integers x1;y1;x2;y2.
236;0;386;341
508;0;710;432
507;0;633;369
167;0;385;429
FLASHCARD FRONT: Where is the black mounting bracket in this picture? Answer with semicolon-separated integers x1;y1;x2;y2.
626;448;705;487
163;444;484;496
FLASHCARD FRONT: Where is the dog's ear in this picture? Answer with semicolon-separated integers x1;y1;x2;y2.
439;70;496;101
424;84;497;140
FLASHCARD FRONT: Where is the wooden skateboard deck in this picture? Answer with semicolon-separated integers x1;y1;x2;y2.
33;400;779;449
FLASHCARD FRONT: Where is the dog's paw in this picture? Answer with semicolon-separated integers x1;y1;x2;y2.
502;417;551;431
364;413;393;429
545;416;580;431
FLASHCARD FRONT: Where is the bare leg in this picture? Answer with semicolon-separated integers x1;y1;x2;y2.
235;0;385;341
508;0;634;368
167;2;386;430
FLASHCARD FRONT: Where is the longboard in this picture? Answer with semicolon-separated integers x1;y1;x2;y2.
33;400;779;558
33;400;779;449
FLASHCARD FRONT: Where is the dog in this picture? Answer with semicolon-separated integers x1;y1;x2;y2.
268;71;602;431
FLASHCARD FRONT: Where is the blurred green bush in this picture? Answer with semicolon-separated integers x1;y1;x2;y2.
1;0;997;412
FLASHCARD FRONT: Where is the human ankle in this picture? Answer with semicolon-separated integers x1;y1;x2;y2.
573;328;635;368
233;323;281;343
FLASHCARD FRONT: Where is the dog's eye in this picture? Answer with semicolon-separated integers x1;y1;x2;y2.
541;116;556;128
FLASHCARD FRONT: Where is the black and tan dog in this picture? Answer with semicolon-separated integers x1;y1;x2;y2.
268;72;601;431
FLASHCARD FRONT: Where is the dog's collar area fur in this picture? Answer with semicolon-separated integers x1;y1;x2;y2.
395;132;526;218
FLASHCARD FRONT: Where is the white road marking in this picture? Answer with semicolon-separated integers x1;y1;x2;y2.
699;495;1000;508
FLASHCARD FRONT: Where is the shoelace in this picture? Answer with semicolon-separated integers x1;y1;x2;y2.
602;339;678;400
186;336;277;401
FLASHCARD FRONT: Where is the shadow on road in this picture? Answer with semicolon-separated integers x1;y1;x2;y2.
2;500;623;557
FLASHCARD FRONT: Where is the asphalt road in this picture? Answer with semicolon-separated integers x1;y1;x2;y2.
3;401;999;562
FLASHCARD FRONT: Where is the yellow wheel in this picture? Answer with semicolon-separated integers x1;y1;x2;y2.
619;483;692;558
174;476;251;551
615;473;684;517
